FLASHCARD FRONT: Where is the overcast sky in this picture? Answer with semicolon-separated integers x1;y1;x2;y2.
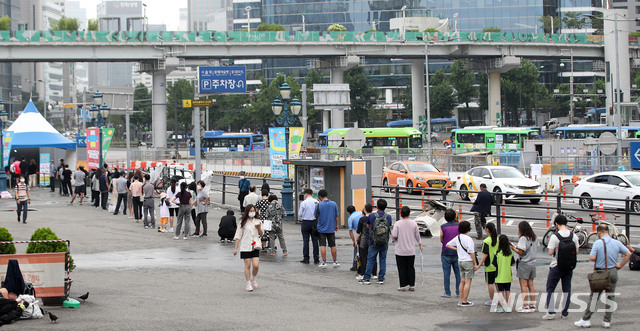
83;0;186;30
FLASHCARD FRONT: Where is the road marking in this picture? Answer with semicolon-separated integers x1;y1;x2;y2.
506;220;514;226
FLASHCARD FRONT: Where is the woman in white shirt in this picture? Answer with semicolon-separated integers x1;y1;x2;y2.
234;204;263;292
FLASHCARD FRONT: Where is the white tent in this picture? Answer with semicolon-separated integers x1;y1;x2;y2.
6;100;76;150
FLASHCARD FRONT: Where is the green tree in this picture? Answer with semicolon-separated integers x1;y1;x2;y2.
0;15;10;30
562;12;586;30
539;16;562;34
429;70;456;118
243;75;302;130
0;227;16;254
52;16;79;31
211;94;253;131
590;79;606;108
328;24;346;31
166;79;196;137
450;60;475;123
344;67;379;126
256;23;285;31
88;18;99;31
131;83;152;131
501;59;542;125
303;69;326;129
424;28;439;33
482;27;501;32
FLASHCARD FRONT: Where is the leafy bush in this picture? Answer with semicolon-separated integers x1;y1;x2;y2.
0;228;16;254
256;23;285;31
328;24;346;31
482;27;501;33
26;228;75;271
424;28;439;33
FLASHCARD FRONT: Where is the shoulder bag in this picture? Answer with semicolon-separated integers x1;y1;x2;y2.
587;239;613;292
458;235;478;264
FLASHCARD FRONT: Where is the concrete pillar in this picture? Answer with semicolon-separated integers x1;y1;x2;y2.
411;60;426;130
331;108;345;128
331;68;344;84
152;70;167;149
488;72;501;126
322;110;330;132
604;9;631;125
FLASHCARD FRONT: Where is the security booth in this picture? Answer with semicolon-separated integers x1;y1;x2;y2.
287;159;372;227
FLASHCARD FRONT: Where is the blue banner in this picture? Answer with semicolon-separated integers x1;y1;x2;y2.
2;131;13;168
268;127;287;179
198;66;247;94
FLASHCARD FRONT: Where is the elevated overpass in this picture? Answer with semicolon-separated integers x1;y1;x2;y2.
0;30;622;148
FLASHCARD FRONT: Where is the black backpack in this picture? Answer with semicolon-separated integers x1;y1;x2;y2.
630;251;640;270
555;232;577;272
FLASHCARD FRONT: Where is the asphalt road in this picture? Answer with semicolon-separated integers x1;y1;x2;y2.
0;188;638;330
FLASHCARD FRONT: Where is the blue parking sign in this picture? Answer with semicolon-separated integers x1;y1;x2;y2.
198;66;246;94
631;142;640;169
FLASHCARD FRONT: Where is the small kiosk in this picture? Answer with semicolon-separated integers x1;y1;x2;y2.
288;158;372;227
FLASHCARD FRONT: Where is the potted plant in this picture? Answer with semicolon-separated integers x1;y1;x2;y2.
26;228;75;305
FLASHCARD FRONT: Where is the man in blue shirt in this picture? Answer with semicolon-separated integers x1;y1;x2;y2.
470;183;494;239
237;171;250;212
314;189;339;268
298;188;319;264
360;199;392;285
574;224;632;329
347;205;363;271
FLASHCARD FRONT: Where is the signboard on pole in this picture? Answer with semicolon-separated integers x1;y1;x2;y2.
101;128;115;161
182;99;213;108
268;127;287;179
631;141;640;169
288;127;305;178
197;66;247;94
86;128;101;170
2;131;13;168
39;153;50;186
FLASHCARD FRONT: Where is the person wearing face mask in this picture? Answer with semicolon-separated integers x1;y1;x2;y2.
15;175;30;224
194;180;210;238
233;204;263;292
171;182;193;240
237;171;251;213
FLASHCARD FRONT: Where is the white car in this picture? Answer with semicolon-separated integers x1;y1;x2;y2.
456;166;542;204
573;171;640;212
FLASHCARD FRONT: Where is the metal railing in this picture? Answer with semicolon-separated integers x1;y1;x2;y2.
207;173;285;206
370;185;639;241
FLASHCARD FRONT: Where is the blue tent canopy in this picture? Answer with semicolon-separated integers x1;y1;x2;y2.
5;100;76;150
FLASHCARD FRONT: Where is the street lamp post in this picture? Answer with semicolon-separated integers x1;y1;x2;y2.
245;6;252;32
89;91;110;169
271;82;302;216
0;99;8;192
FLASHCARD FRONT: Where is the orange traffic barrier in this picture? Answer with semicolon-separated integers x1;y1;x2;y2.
501;199;506;225
546;203;551;229
458;197;463;222
421;190;425;209
598;200;605;220
371;189;375;205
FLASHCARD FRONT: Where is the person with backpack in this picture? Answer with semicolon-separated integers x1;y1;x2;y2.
315;189;340;268
440;209;461;298
474;223;499;307
574;224;632;328
445;221;478;307
471;183;494;239
391;206;423;292
237;172;251;213
359;199;392;285
493;234;516;313
543;214;579;320
510;221;538;313
356;204;377;280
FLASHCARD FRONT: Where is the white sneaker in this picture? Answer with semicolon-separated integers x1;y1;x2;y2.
172;236;180;240
144;226;149;229
318;262;327;268
333;262;340;268
372;276;378;280
542;313;557;320
574;319;591;328
161;229;168;233
245;283;253;292
168;228;174;233
183;236;189;240
355;275;364;280
602;321;610;328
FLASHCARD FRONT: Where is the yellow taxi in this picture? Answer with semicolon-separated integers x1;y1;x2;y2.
382;161;451;194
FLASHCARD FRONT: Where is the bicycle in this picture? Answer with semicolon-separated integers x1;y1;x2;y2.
542;211;589;248
584;213;629;249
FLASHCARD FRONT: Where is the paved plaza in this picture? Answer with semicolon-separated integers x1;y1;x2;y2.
0;188;638;330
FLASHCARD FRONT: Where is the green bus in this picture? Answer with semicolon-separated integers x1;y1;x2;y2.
318;127;423;153
454;127;539;153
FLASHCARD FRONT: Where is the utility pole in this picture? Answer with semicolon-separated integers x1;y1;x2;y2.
173;84;178;158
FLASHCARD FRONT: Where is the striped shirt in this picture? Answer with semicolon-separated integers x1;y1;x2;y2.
15;183;28;201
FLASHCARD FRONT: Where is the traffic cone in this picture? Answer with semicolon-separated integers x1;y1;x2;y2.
421;189;425;209
458;197;463;222
501;200;506;225
598;200;605;220
546;203;551;229
371;189;374;205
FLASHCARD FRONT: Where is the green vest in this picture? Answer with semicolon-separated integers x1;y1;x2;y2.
482;237;498;272
495;251;514;284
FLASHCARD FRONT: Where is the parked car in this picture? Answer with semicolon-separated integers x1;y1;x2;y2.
382;161;450;194
455;166;542;204
573;171;640;212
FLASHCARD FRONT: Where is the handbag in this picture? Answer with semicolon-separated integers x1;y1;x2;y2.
587;239;613;292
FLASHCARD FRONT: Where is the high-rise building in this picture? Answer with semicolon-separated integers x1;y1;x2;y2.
188;0;221;31
90;1;144;89
0;1;22;117
178;8;188;30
